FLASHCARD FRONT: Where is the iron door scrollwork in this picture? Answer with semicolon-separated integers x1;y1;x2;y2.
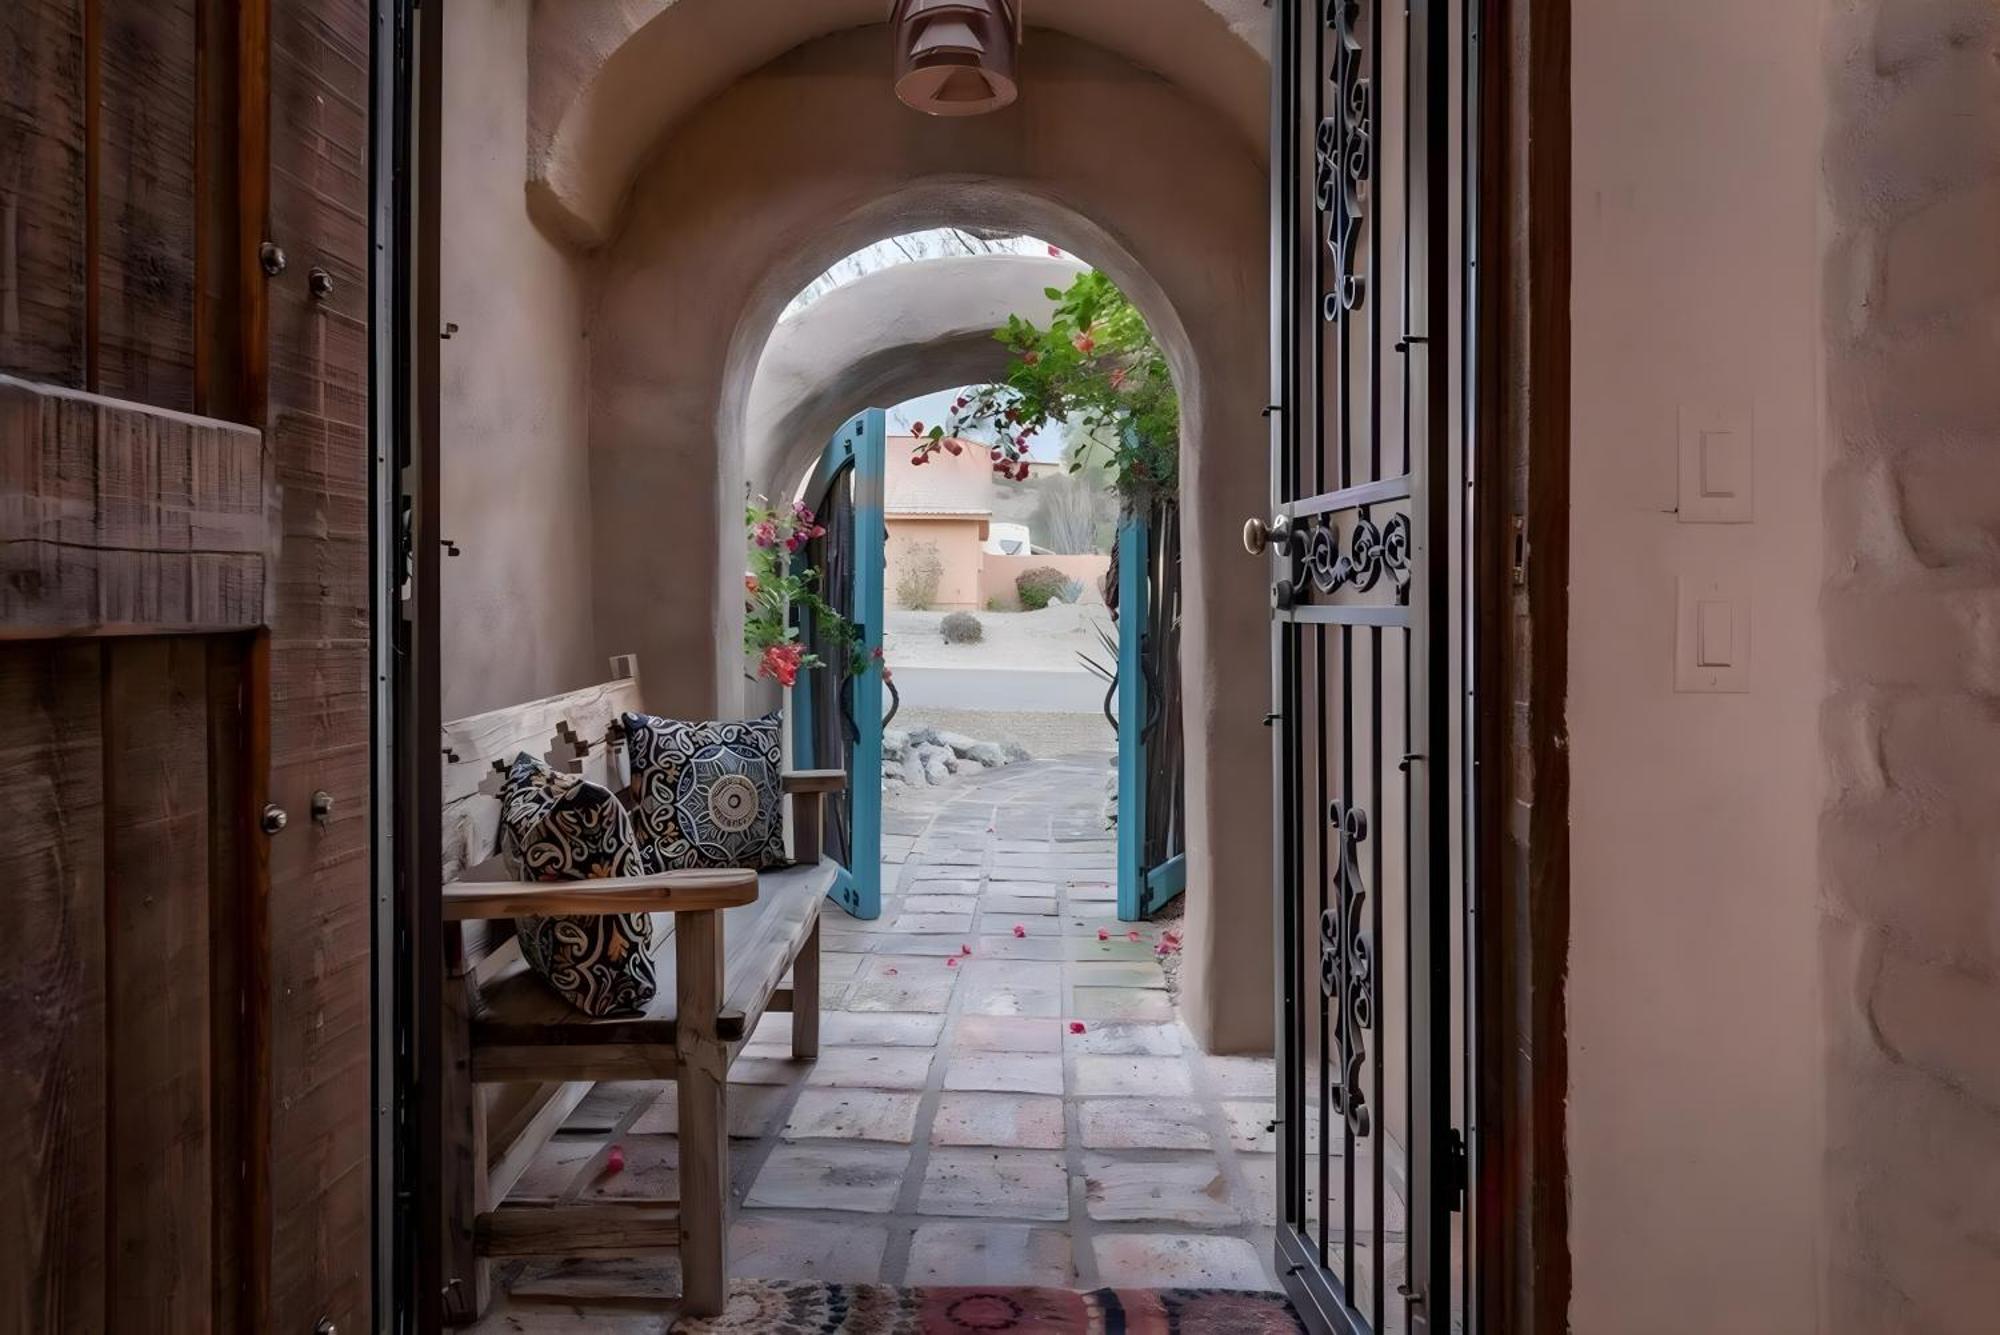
1321;800;1373;1137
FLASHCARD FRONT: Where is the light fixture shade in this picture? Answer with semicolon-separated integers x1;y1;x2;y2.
890;0;1022;117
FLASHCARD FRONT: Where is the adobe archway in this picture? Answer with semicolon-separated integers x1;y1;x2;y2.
587;26;1271;1051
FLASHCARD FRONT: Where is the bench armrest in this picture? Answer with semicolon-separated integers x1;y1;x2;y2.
781;770;846;864
443;868;758;921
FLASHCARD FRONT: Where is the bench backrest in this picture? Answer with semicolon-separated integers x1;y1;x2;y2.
441;654;643;882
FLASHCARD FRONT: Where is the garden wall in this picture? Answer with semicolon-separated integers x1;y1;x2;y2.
979;554;1111;610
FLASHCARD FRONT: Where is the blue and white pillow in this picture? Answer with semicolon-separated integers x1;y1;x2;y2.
623;711;787;872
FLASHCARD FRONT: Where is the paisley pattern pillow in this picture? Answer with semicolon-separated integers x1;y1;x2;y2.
496;753;657;1018
623;711;787;872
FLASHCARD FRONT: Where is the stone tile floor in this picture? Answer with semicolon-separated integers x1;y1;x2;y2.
479;754;1280;1325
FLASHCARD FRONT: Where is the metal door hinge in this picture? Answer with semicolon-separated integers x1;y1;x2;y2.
1510;516;1527;587
1446;1125;1468;1212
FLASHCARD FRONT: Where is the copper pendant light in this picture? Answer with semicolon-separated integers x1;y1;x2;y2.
890;0;1023;117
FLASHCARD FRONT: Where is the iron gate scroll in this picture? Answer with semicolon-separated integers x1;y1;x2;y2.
1266;1;1477;1332
795;409;888;921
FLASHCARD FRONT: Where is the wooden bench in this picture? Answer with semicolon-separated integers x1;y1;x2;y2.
439;655;843;1320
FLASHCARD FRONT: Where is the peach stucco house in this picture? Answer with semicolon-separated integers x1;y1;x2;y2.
884;434;1109;610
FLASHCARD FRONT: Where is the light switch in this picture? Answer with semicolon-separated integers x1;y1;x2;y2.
1679;405;1754;523
1677;576;1750;693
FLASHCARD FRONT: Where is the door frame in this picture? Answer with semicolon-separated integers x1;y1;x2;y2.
1264;0;1572;1330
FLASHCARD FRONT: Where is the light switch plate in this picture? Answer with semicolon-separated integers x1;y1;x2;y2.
1678;404;1754;523
1676;576;1750;693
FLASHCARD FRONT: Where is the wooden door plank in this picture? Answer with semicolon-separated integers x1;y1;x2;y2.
0;642;107;1335
0;375;276;636
103;637;214;1333
205;634;253;1335
95;0;201;411
259;0;375;1327
0;0;89;386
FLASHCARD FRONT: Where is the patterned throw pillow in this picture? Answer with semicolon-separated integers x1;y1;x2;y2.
623;711;788;872
496;753;657;1018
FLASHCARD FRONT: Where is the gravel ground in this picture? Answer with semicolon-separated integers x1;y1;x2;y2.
884;604;1115;672
890;705;1115;760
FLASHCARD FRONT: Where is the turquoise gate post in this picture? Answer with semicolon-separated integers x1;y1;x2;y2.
1116;516;1149;921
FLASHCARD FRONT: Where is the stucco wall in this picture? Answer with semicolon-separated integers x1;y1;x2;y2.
980;554;1112;611
439;0;598;720
886;518;987;612
1567;0;1827;1328
1821;2;2000;1328
587;27;1274;1051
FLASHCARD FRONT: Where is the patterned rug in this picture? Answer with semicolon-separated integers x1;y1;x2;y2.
671;1280;1305;1333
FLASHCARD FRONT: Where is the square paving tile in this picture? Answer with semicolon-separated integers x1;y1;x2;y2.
1073;1054;1194;1097
1067;1021;1184;1057
987;879;1062;897
971;933;1066;961
804;1046;935;1090
744;1144;910;1213
942;1052;1064;1096
1083;1155;1245;1225
1070;960;1168;990
906;1223;1077;1287
1092;1234;1273;1290
1078;1097;1214;1151
905;894;978;914
732;1216;893;1281
845;972;957;1013
1065;881;1119;902
983;895;1060;917
961;985;1062;1018
1222;1101;1279;1153
629;1082;791;1140
955;1015;1063;1053
892;912;975;934
1066;936;1159;962
781;1089;923;1143
821;1012;946;1047
1071;988;1175;1022
918;1149;1070;1221
932;1093;1066;1149
1203;1055;1278;1099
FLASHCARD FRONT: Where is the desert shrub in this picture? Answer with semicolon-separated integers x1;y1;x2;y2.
986;596;1008;612
896;541;943;610
941;612;984;644
1016;565;1069;612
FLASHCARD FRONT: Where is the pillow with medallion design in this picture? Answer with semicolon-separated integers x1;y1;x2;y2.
622;711;787;872
496;752;657;1018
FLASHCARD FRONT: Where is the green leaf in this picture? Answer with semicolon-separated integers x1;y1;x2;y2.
1043;286;1063;300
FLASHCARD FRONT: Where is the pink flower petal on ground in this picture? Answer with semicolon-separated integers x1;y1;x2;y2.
1127;930;1142;942
1097;929;1110;941
945;956;959;968
1068;1021;1088;1035
1013;924;1028;938
961;944;973;955
885;967;899;976
605;1145;626;1175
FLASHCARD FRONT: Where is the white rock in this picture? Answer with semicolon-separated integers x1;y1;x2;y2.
966;742;1008;768
924;754;952;785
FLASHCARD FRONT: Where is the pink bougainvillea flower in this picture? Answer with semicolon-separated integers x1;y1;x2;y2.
1127;930;1142;942
944;439;963;456
911;453;929;466
909;420;924;435
1047;244;1064;258
752;520;780;547
1005;407;1022;423
1068;1021;1087;1035
605;1145;626;1175
1097;928;1110;941
792;500;815;523
1012;924;1027;938
1014;461;1031;481
945;956;959;969
885;967;899;976
961;943;973;955
1072;332;1096;354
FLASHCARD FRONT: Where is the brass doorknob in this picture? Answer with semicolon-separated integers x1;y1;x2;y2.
1243;514;1292;556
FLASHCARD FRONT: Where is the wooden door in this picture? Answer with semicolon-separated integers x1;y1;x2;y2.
1265;0;1477;1330
1;1;377;1331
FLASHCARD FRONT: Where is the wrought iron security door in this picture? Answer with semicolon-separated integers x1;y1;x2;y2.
1264;1;1478;1331
795;409;888;920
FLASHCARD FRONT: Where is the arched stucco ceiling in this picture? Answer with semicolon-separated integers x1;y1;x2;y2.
528;0;1271;246
746;253;1088;499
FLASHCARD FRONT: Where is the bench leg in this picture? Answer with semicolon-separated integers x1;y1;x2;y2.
792;915;822;1060
675;909;729;1317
